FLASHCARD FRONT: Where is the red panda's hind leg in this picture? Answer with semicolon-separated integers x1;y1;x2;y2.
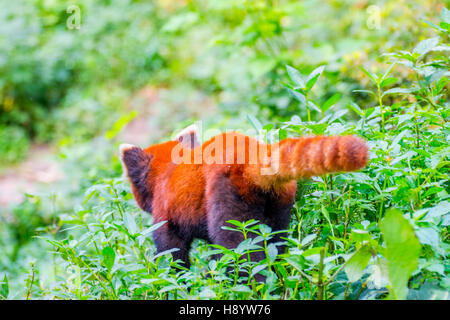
206;172;295;281
152;222;193;269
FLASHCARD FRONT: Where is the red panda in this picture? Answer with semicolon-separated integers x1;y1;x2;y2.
120;125;368;274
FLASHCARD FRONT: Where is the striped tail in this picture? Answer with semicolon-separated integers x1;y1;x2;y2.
249;135;368;187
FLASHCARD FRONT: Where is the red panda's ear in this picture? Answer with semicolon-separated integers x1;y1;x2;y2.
120;144;154;212
175;124;200;149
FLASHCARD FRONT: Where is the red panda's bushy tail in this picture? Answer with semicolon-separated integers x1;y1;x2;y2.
248;135;368;188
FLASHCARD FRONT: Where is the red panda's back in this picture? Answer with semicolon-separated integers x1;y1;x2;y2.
148;141;207;225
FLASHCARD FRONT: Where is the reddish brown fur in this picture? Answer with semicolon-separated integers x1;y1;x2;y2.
121;131;368;275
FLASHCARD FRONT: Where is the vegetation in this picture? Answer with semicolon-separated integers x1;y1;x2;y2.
0;0;448;300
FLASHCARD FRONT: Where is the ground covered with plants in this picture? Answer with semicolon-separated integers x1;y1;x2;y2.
0;0;448;300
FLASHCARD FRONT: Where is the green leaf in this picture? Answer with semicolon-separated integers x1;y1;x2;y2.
322;93;341;112
137;221;167;246
102;247;116;273
350;228;371;244
141;220;167;236
161;12;199;33
347;102;363;116
305;73;320;91
225;220;245;228
353;89;376;96
123;211;138;235
236;239;261;254
328;109;348;123
308;100;322;113
359;66;378;84
368;257;389;289
247;114;263;134
301;234;317;247
251;264;267;278
267;243;278;263
391;129;408;150
0;274;9;299
380;209;421;300
344;245;373;283
278;128;287;141
381;63;396;81
390;150;417;166
424;201;450;221
105;111;137;140
415;227;440;250
263;123;274;131
230;285;252;294
365;107;375;118
321;206;335;237
306;123;327;135
259;224;272;235
288;88;307;105
421;18;443;31
380;77;398;88
307;65;325;83
305;65;325;91
284;256;307;274
413;37;439;55
199;287;216;299
382;87;415;97
286;65;305;88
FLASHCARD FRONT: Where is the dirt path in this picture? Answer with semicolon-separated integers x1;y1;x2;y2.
0;144;63;208
0;116;155;209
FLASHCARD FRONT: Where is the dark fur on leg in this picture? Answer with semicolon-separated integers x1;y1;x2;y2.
206;171;294;282
152;219;211;269
153;222;192;269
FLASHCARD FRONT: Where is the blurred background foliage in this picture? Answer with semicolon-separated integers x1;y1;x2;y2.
0;0;448;300
0;0;443;162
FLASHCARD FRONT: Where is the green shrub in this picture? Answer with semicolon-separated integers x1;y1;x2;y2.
0;126;30;165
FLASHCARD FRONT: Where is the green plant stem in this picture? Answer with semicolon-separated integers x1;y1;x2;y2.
414;114;421;148
317;248;325;300
360;113;366;137
306;93;311;122
377;84;385;132
343;186;352;240
26;264;35;300
329;174;334;202
355;277;369;300
76;253;117;299
344;283;351;299
378;178;387;223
